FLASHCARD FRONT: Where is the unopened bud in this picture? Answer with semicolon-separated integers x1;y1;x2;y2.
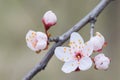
42;10;57;31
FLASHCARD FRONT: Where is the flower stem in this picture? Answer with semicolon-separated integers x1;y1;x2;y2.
90;18;96;38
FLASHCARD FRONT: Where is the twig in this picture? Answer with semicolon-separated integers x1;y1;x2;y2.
23;0;112;80
48;37;59;42
90;17;96;38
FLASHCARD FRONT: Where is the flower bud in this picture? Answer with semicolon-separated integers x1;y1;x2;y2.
90;32;105;52
42;10;57;31
94;53;110;70
26;30;48;53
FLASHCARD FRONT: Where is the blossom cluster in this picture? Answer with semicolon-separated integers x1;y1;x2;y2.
55;32;110;73
25;10;110;73
26;10;57;53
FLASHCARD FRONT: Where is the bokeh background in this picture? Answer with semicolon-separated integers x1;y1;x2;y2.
0;0;119;80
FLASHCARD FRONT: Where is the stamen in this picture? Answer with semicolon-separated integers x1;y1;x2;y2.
78;40;82;44
78;62;80;64
64;47;66;53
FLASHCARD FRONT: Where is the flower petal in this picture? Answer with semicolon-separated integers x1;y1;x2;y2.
36;32;48;41
82;41;93;56
62;60;78;73
26;40;37;51
55;47;73;62
70;32;84;51
96;32;105;44
90;32;105;51
26;30;38;51
36;40;47;50
94;53;105;61
79;57;92;71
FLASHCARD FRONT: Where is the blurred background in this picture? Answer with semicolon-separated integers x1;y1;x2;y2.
0;0;119;80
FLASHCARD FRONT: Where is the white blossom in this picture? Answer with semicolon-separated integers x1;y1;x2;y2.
55;32;93;73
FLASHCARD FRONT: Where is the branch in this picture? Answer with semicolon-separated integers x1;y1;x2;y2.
23;0;112;80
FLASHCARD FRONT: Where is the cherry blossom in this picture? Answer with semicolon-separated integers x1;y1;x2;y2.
90;32;105;52
94;53;110;70
55;32;93;73
42;10;57;31
26;30;48;53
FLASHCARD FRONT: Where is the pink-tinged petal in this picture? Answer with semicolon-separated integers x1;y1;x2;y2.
94;53;110;70
62;60;78;73
90;32;105;52
70;32;84;51
55;47;73;62
79;57;92;71
82;41;93;56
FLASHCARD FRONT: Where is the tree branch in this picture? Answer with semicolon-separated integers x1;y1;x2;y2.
23;0;113;80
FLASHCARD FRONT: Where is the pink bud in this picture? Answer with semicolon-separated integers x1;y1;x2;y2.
94;53;110;70
42;10;57;31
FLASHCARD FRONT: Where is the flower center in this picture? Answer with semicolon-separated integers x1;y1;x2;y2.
75;52;82;61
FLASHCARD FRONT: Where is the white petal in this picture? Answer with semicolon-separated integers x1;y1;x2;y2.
90;32;105;51
94;53;105;61
36;40;47;50
43;10;57;25
55;47;73;62
62;60;78;73
70;32;84;51
26;30;38;51
26;30;33;39
26;41;37;51
36;32;47;41
82;41;93;56
79;57;92;71
96;32;105;44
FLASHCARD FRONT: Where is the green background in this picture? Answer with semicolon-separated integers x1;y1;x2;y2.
0;0;119;80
